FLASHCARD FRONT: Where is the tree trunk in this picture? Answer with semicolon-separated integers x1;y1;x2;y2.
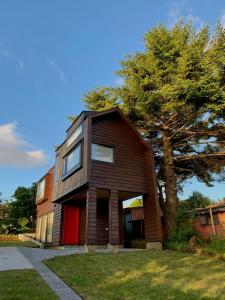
163;132;178;236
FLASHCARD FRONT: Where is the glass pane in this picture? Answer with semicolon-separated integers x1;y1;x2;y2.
67;124;83;147
37;178;45;200
66;144;81;173
46;212;54;243
91;144;114;163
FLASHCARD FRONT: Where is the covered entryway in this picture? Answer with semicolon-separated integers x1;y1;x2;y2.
63;206;79;245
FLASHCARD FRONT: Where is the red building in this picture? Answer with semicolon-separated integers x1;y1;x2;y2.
35;108;162;252
195;202;225;239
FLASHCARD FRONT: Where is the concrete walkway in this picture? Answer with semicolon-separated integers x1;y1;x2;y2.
0;247;33;271
0;246;84;300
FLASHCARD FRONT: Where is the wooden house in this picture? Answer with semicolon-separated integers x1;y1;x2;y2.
36;108;162;252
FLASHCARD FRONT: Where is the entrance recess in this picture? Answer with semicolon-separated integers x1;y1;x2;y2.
63;206;79;245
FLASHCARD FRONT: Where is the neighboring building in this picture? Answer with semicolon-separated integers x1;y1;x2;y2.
36;108;162;252
123;206;145;247
36;167;55;244
195;202;225;239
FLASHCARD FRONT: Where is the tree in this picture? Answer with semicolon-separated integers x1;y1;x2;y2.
182;191;213;210
83;22;225;235
129;198;143;208
9;183;37;222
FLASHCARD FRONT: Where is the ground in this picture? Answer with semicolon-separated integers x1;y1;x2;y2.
0;240;37;247
45;250;225;300
0;269;57;300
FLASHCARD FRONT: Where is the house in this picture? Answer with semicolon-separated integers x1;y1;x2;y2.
35;108;162;252
36;167;55;244
123;206;145;247
195;202;225;239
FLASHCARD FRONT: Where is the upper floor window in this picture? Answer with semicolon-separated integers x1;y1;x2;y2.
67;123;83;147
37;178;45;200
62;143;82;178
91;143;114;163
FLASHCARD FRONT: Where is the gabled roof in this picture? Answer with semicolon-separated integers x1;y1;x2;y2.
90;107;150;150
55;107;151;151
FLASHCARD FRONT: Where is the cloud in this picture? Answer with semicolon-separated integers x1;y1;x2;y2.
0;123;47;168
48;59;65;82
168;0;187;19
168;0;204;31
0;46;24;71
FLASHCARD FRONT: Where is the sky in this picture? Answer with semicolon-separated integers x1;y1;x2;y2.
0;0;225;201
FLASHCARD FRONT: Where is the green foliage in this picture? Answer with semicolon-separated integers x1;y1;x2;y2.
129;198;143;207
0;184;37;234
205;236;225;256
83;21;225;232
9;183;37;221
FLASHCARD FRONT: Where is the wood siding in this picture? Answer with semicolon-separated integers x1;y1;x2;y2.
53;117;89;201
36;168;54;217
91;114;148;193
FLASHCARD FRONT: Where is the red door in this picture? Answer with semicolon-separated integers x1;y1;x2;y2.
63;206;79;245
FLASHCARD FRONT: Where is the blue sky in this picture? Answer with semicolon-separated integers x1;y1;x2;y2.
0;0;225;201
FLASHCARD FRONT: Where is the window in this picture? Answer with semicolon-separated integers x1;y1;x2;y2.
200;214;219;225
91;143;114;163
62;143;82;177
54;156;59;182
67;123;83;147
36;178;45;200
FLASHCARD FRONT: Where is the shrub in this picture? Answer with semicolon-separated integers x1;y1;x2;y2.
206;235;225;256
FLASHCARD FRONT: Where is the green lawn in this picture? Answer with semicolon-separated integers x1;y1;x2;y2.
0;240;37;247
0;269;57;300
45;250;225;300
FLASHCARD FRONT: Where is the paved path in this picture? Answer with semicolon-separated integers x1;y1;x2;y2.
0;246;84;300
0;247;33;271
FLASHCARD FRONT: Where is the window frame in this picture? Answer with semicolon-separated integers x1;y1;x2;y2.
62;142;83;180
67;123;83;148
36;178;45;200
199;213;219;226
91;143;115;164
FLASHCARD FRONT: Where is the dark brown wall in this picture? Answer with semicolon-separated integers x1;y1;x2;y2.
36;168;55;217
53;117;89;201
79;205;86;245
52;204;63;245
91;114;149;193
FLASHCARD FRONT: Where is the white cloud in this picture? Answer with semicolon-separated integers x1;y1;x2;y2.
48;59;65;82
168;0;204;31
168;0;187;19
0;123;47;168
0;47;24;71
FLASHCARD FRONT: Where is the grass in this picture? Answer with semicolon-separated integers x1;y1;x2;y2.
0;236;37;247
0;240;37;247
45;250;225;300
0;269;57;300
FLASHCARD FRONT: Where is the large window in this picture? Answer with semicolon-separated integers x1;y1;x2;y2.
62;143;82;177
200;214;219;225
91;143;114;163
36;178;45;200
67;123;83;147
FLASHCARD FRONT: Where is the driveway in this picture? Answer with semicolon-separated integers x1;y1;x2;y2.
0;247;33;271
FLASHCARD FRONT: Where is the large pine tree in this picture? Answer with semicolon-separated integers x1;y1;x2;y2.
83;22;225;235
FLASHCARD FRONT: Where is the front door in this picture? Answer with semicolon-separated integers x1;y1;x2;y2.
63;206;79;245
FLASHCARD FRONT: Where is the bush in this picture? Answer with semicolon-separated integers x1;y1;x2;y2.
165;204;197;251
205;235;225;256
